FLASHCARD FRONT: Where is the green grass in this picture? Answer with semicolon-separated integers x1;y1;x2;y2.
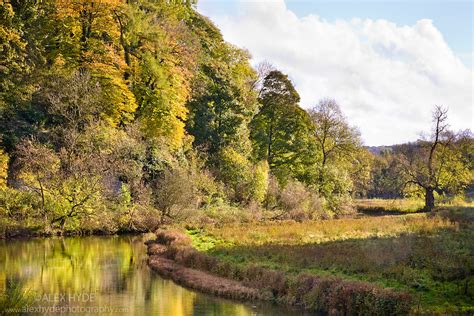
187;206;474;313
0;280;34;314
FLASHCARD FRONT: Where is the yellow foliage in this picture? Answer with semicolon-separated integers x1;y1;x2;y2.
91;63;138;125
0;149;8;188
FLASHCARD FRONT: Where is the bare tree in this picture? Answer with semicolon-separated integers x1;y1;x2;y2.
399;106;471;211
15;139;60;223
252;60;275;94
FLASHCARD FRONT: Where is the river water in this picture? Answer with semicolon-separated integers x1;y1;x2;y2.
0;235;311;315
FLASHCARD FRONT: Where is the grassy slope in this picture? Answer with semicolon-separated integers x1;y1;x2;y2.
188;207;474;313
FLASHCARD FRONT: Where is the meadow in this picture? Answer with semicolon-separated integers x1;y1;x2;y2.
186;206;474;313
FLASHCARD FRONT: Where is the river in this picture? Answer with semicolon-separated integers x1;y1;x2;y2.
0;234;312;315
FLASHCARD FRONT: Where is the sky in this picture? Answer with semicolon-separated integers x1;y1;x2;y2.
198;0;473;146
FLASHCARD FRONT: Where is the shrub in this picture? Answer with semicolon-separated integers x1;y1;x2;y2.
153;167;198;224
197;203;256;226
218;146;252;202
279;180;327;221
249;161;269;204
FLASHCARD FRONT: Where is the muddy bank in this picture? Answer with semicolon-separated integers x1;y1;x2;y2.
148;255;261;301
146;230;412;315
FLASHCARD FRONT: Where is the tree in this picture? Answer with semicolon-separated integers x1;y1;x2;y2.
308;99;361;197
250;70;313;183
186;13;257;159
0;3;28;93
125;1;199;149
367;150;406;199
249;161;270;204
398;106;472;211
350;148;374;198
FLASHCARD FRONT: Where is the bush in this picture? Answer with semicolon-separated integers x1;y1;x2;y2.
249;161;269;204
218;147;252;202
197;203;256;227
267;180;328;221
153;167;198;224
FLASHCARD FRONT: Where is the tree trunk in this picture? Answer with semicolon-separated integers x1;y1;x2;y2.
424;188;435;211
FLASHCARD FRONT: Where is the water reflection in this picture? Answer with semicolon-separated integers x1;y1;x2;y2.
0;235;310;315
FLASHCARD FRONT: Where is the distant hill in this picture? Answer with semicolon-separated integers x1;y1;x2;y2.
365;145;394;155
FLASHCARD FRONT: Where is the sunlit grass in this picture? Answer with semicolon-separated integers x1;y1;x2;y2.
195;213;456;246
355;197;474;214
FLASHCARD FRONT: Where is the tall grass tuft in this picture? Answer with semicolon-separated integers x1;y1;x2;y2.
0;280;34;315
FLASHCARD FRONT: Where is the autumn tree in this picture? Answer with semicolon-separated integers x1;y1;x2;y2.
122;1;199;148
308;99;361;199
398;106;472;211
0;3;28;93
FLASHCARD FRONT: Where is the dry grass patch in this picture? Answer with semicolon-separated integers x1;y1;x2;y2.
200;213;455;246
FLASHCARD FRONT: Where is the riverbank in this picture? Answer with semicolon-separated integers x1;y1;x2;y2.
0;221;149;240
146;230;412;315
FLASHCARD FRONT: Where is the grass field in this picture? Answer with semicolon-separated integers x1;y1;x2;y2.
187;207;474;313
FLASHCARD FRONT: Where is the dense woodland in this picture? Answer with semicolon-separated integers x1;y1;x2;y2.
0;0;472;237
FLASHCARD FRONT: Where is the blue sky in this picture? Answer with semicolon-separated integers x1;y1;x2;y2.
198;0;473;145
199;0;473;68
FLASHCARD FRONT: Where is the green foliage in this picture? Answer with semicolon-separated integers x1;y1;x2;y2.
186;13;258;158
251;70;314;184
367;150;406;198
0;3;28;93
218;146;252;202
249;161;269;204
308;100;361;190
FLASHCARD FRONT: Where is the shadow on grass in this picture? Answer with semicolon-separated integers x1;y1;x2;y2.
355;207;414;216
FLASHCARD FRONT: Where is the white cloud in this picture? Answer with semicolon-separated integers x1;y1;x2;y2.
199;0;473;145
